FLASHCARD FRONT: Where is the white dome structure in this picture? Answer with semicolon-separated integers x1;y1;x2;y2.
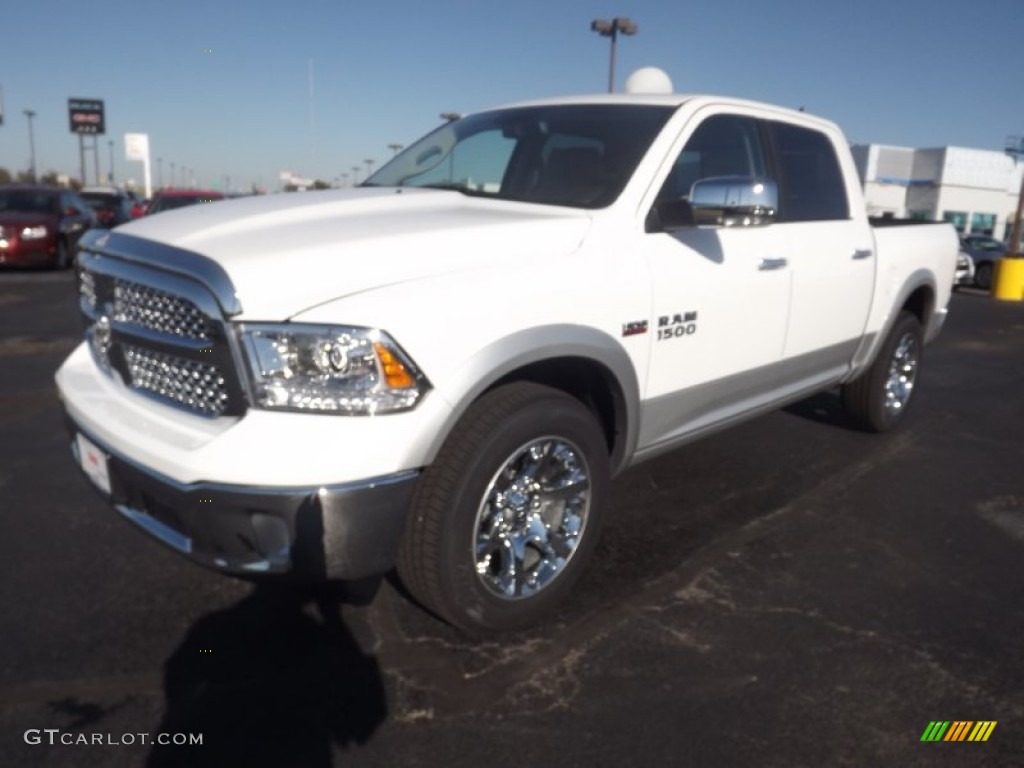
624;67;674;95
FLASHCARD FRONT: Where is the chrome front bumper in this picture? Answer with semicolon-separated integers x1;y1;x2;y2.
65;413;419;581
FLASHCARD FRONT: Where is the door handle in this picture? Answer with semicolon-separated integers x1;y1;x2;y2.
758;257;788;271
852;248;873;260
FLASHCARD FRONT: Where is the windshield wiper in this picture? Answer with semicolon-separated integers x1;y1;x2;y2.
420;182;487;197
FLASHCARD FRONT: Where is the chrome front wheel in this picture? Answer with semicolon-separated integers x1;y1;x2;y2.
397;382;609;634
474;437;592;600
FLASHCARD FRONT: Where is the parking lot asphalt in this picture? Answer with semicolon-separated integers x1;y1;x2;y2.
1;270;1022;767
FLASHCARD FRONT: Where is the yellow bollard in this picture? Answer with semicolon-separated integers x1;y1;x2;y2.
992;256;1024;301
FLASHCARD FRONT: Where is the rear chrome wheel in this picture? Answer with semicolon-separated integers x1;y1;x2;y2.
882;331;919;418
842;311;924;433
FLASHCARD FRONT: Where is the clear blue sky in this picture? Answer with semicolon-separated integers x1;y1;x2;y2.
2;0;1022;192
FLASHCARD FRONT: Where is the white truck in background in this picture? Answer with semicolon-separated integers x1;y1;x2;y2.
57;71;958;633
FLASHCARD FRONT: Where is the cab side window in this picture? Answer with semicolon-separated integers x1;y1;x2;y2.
767;121;848;222
657;115;766;202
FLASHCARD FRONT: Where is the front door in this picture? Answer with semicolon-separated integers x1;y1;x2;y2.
638;113;793;453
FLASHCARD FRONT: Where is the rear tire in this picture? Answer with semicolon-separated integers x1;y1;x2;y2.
975;262;993;291
841;311;923;433
397;382;609;634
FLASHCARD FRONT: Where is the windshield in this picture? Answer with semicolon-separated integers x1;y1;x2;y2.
365;104;675;209
970;237;1004;251
148;194;215;214
0;189;58;215
81;193;119;209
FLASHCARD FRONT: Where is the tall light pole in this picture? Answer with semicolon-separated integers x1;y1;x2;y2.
388;143;403;157
157;157;163;189
365;158;375;178
23;109;37;182
1005;136;1024;254
108;139;114;184
591;17;638;93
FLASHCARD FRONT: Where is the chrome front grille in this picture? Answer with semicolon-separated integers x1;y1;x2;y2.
79;268;97;308
113;279;211;340
77;249;245;419
123;345;229;417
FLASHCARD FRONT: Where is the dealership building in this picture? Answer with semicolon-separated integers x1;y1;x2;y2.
851;144;1024;241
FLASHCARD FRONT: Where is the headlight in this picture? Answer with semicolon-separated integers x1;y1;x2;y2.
20;225;48;240
238;324;429;415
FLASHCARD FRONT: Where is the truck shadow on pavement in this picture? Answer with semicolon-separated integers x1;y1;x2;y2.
782;391;861;431
146;584;387;767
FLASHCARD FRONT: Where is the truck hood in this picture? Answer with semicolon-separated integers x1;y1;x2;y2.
116;188;592;319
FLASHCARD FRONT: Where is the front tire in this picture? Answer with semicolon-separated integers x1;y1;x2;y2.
397;382;609;634
841;311;923;433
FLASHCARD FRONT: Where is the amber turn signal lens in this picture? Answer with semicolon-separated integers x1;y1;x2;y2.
373;342;416;388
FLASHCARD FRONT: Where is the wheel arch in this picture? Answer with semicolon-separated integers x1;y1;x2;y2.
900;281;935;330
424;326;640;475
847;271;937;381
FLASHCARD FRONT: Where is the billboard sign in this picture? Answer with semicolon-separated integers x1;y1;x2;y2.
68;98;105;135
124;133;149;162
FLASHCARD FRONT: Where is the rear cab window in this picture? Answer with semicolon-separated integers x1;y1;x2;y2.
767;121;849;222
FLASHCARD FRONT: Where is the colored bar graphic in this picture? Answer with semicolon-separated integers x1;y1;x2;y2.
944;721;972;741
921;721;949;741
921;721;996;742
968;722;997;742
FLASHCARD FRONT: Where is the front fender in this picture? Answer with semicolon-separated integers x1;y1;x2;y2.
426;324;641;475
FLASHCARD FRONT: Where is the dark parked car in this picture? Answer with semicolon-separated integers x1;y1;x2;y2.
0;185;96;269
953;248;975;288
146;188;225;215
959;234;1009;290
80;187;135;227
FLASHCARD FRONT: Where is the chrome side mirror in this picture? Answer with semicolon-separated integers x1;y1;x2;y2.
690;176;777;227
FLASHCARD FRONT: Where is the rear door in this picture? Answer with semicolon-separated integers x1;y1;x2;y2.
768;120;875;371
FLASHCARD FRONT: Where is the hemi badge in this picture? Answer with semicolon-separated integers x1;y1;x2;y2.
622;320;648;337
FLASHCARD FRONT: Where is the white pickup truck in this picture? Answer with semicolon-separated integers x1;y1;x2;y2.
57;74;958;632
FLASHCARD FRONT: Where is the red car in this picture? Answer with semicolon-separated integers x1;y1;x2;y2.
0;185;96;269
146;188;225;215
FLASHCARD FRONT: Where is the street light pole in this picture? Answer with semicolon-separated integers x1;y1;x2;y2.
591;17;638;93
388;143;403;157
108;139;114;184
157;157;163;189
23;109;37;182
